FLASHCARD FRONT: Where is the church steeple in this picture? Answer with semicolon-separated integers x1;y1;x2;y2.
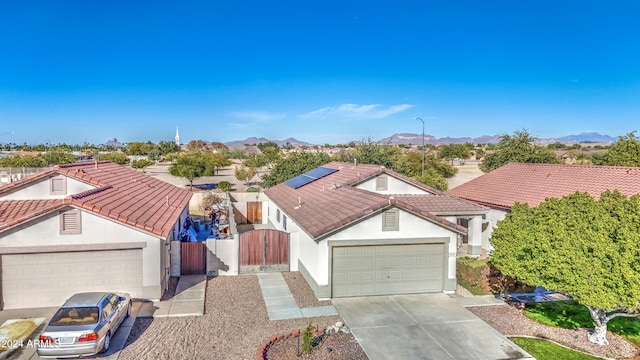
175;126;180;146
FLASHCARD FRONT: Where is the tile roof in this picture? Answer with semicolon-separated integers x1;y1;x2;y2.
264;162;486;239
0;161;192;238
448;162;640;209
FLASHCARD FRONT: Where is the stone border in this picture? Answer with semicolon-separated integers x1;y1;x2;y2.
255;327;326;360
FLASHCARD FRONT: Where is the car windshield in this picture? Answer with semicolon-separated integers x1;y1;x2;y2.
50;306;100;326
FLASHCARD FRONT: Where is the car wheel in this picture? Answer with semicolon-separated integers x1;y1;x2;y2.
102;331;111;353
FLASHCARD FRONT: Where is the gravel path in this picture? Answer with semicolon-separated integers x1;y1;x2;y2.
120;274;366;360
282;272;332;309
469;304;640;360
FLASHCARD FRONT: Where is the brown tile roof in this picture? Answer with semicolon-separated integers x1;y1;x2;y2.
264;162;483;239
394;194;488;215
448;162;640;209
0;161;192;238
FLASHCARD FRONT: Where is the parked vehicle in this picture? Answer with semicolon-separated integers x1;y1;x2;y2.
36;292;131;358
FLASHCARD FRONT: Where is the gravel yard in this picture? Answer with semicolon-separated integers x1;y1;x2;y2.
469;304;640;360
120;273;367;360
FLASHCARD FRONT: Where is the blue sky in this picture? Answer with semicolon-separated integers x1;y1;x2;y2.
1;1;639;145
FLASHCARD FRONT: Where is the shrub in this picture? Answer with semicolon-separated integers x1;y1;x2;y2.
247;186;260;192
218;181;232;192
301;322;315;354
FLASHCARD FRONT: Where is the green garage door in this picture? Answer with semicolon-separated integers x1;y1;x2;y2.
332;244;444;297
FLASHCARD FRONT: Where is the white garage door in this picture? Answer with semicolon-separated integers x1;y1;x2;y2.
332;243;444;297
2;249;143;309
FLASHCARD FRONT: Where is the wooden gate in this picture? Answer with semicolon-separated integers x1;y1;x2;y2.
247;202;262;224
239;229;289;273
181;242;207;275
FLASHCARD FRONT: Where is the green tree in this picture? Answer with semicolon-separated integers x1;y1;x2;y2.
262;152;331;187
210;152;232;174
169;152;216;190
438;144;471;165
414;168;449;190
594;132;640;166
158;141;181;155
234;164;256;185
100;152;130;165
480;130;560;172
0;154;46;167
131;159;155;172
43;150;76;165
490;191;640;345
337;139;401;168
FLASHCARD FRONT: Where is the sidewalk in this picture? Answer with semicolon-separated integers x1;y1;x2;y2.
137;274;207;318
257;272;338;321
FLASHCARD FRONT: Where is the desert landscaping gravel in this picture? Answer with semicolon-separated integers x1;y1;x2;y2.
469;304;640;360
120;274;367;360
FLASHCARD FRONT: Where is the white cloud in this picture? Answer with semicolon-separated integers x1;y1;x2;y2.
229;111;285;122
297;103;413;120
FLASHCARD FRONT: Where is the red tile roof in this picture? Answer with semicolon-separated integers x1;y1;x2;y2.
265;162;486;239
448;162;640;209
0;161;192;237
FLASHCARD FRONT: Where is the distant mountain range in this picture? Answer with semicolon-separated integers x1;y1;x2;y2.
224;137;314;147
225;132;617;147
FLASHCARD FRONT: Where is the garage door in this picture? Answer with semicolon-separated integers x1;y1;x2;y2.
1;249;143;309
332;244;444;297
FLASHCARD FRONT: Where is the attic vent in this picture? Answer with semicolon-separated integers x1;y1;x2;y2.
382;209;399;231
60;209;82;235
50;176;67;195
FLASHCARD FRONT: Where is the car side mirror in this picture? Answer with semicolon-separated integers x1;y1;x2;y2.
119;296;126;302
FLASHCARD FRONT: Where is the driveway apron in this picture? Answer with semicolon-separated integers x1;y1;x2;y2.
333;293;533;360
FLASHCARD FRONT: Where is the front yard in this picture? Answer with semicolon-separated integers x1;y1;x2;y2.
119;275;352;359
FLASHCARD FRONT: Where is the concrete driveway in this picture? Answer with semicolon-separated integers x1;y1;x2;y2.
333;293;533;360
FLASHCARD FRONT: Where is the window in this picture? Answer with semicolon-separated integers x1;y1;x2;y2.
50;176;67;195
283;215;287;230
60;209;82;234
376;175;388;191
277;209;281;223
382;209;399;231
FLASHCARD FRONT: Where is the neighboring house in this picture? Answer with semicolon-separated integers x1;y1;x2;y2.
0;161;192;309
264;162;487;299
448;162;640;247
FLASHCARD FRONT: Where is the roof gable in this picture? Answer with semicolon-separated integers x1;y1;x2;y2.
265;162;485;239
0;162;192;238
448;162;640;209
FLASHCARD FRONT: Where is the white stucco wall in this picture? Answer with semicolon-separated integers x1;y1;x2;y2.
0;208;164;293
482;208;508;250
0;176;94;200
208;236;239;276
322;209;458;286
356;175;432;195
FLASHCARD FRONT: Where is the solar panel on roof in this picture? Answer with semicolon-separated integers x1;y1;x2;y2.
308;166;337;178
284;175;314;189
284;166;338;189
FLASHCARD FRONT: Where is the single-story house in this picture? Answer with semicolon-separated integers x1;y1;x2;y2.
264;161;488;299
0;161;192;309
448;162;640;245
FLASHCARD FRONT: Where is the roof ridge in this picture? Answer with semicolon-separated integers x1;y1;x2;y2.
71;185;114;200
